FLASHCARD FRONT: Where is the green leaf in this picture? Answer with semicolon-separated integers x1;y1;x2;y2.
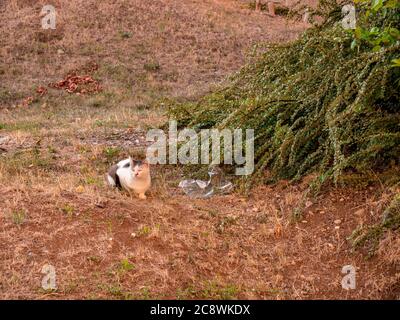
351;39;357;50
372;45;381;52
372;0;383;11
391;58;400;67
388;28;400;39
370;27;380;34
354;27;363;39
385;0;399;8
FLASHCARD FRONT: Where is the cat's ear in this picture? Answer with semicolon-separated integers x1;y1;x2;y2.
129;156;134;167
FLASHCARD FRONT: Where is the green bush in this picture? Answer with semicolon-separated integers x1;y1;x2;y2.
168;0;400;187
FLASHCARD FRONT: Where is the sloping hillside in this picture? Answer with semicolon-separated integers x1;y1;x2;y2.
0;0;398;299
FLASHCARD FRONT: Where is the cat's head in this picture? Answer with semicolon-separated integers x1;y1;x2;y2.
129;157;150;178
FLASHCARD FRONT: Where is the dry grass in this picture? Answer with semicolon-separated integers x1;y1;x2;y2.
0;0;399;300
1;162;399;299
1;0;307;104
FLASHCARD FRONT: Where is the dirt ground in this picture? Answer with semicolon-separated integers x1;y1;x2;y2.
0;0;399;299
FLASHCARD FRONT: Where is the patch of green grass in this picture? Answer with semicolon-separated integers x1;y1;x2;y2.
201;282;239;300
94;119;104;127
61;204;75;217
11;210;26;225
139;286;152;300
119;31;133;39
84;176;103;186
177;281;239;300
176;285;197;300
77;145;92;154
99;283;133;300
137;225;151;236
47;145;57;154
118;258;135;273
103;147;121;162
143;61;160;72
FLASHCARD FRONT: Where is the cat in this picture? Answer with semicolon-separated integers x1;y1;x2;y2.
106;157;151;199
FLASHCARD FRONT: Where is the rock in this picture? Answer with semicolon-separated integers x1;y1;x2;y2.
57;49;64;55
95;201;107;209
334;219;342;224
0;136;9;144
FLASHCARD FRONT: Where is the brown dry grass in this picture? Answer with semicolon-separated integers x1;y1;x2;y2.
0;0;399;300
1;0;307;104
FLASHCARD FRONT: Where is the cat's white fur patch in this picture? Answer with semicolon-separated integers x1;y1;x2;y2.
108;157;151;196
106;174;116;187
117;159;130;167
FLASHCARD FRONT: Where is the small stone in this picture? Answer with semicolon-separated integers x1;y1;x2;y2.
57;49;64;55
340;198;345;202
305;201;313;208
130;232;137;238
302;220;308;224
334;226;340;230
334;219;342;224
95;201;106;209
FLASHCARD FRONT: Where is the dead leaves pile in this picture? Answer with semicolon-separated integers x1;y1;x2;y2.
20;62;102;107
49;62;102;95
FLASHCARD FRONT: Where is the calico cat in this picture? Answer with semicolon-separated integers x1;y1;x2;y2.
106;157;151;199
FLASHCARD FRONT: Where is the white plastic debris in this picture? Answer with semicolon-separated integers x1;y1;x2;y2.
178;166;233;198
